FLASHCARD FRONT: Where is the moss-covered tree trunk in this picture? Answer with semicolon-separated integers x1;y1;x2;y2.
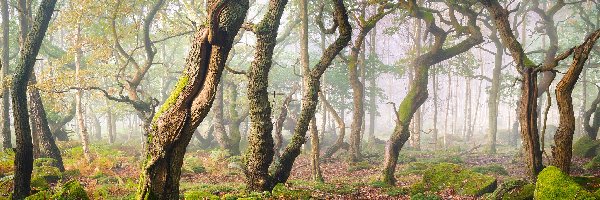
0;0;10;150
11;0;57;198
553;29;600;173
137;1;248;199
381;1;482;185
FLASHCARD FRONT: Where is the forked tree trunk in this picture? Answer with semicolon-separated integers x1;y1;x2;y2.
11;0;57;198
137;1;248;199
553;29;600;173
381;2;482;185
245;0;350;191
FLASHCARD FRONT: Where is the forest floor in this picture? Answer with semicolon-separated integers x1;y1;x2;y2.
0;140;599;199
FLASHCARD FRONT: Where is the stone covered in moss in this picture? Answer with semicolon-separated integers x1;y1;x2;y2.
53;180;89;200
534;166;596;200
573;136;600;158
485;179;534;200
184;191;219;199
412;163;497;196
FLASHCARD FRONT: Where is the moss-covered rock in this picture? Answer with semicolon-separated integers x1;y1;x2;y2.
411;163;497;196
534;166;596;200
411;192;442;200
472;164;509;176
484;179;534;200
53;180;89;200
32;165;62;184
573;136;600;158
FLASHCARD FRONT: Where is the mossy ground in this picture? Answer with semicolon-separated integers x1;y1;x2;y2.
1;140;599;199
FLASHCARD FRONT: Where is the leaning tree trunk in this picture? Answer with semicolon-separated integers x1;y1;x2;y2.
322;92;347;158
381;2;482;185
137;1;248;199
11;0;57;198
28;74;65;171
553;29;600;173
0;0;10;150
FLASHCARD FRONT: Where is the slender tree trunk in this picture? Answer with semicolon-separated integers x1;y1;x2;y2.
213;83;232;153
584;86;600;140
137;1;248;198
107;106;115;144
75;25;91;162
273;87;298;159
0;0;10;150
553;29;600;173
310;118;323;182
487;30;503;153
412;16;423;150
322;92;347;158
432;66;438;149
11;0;57;198
91;110;101;141
444;70;451;149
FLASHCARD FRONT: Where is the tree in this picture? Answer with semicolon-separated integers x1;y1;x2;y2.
137;1;249;198
381;0;483;185
245;0;351;191
11;0;57;198
583;85;600;140
0;0;10;150
553;29;600;173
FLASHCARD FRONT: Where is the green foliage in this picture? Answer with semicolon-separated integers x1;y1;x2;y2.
534;166;597;200
25;191;53;200
0;149;14;176
471;164;509;176
573;136;600;158
411;193;442;200
271;183;311;199
184;191;219;199
411;163;497;196
584;154;600;170
53;180;90;200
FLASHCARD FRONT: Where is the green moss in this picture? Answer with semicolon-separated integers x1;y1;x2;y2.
472;164;509;176
573;136;600;158
53;180;90;200
271;183;311;199
184;191;219;199
411;192;442;200
411;163;497;196
488;180;535;200
32;165;62;183
33;158;58;168
523;57;537;68
152;75;189;123
534;166;596;200
25;191;52;200
30;176;49;191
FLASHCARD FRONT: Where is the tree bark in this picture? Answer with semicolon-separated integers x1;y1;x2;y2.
584;86;600;140
310;118;323;182
0;0;10;150
553;29;600;173
322;92;347;158
75;25;91;162
137;1;248;199
381;1;482;185
11;0;57;198
273;86;298;159
28;74;65;171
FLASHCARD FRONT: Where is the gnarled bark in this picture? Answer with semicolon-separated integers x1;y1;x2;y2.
382;0;483;185
11;0;57;198
553;29;600;173
137;1;248;199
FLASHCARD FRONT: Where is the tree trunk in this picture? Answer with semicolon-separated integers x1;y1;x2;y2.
0;0;10;150
584;86;600;140
432;66;438;149
487;30;503;154
553;29;600;173
519;69;544;177
75;25;91;162
213;83;232;153
28;74;65;171
381;3;482;185
322;92;347;158
137;1;248;198
310;118;323;182
273;87;298;159
11;0;57;198
91;110;102;141
107;108;115;144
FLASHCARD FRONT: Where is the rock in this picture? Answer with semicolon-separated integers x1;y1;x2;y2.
485;179;534;200
534;166;596;199
411;163;497;196
573;136;600;158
